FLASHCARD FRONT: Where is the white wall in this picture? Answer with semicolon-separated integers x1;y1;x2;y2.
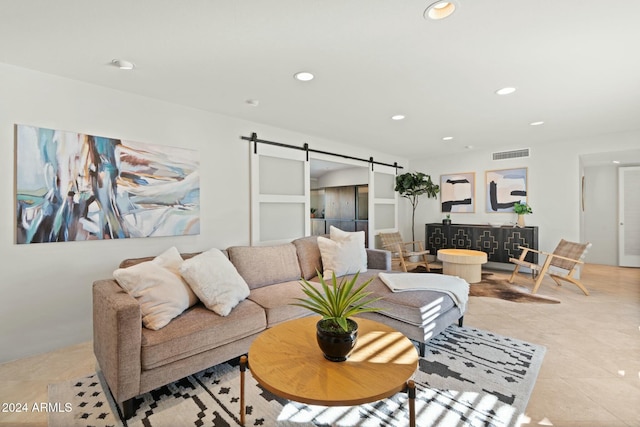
0;63;405;363
582;165;618;265
405;132;640;256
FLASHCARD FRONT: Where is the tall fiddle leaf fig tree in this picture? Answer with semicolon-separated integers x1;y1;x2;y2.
395;172;440;244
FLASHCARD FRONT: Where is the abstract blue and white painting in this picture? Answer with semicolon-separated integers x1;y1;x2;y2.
485;168;527;213
15;125;200;244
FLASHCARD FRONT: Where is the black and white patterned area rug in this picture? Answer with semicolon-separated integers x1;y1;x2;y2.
49;326;545;427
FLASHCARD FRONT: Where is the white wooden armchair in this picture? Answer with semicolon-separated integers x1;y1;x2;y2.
508;239;592;295
378;231;432;272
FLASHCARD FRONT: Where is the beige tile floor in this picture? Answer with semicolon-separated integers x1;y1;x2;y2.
0;264;638;426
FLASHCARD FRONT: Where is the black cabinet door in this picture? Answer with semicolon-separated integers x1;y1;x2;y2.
425;223;538;264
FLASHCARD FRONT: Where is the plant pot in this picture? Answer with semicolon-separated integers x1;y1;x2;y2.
316;319;358;362
517;214;525;227
442;219;452;225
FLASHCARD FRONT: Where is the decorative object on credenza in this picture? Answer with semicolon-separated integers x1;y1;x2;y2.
310;207;317;218
15;125;200;244
485;167;527;213
440;171;475;213
442;213;452;225
395;171;440;244
292;271;381;362
513;201;533;227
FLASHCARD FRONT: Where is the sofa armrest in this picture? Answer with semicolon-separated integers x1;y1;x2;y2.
93;279;142;403
366;248;391;271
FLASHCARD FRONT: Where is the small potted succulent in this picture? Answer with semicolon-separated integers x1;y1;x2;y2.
293;272;382;362
513;201;532;227
442;213;452;225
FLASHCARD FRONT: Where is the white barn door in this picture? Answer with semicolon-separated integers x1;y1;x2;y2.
618;166;640;267
250;144;310;246
368;164;398;248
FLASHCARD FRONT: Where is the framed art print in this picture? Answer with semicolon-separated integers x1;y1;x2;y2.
441;172;475;213
485;167;527;213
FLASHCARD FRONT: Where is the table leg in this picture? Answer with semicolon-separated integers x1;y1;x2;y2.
407;379;416;427
240;355;247;426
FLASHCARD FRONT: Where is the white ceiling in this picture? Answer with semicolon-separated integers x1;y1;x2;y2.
2;0;640;160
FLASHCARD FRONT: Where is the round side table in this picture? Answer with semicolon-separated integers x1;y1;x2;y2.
437;248;488;283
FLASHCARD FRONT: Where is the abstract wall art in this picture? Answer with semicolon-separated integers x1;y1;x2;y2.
15;125;200;244
485;167;527;213
440;172;475;213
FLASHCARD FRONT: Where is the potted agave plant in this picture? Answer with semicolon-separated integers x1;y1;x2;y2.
293;272;382;362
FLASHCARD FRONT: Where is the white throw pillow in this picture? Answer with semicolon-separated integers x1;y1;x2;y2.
113;247;198;330
329;226;367;272
179;249;250;316
318;235;368;279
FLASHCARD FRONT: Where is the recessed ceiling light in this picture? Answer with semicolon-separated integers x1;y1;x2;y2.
294;71;314;82
530;121;545;126
391;115;406;121
111;59;135;70
442;136;454;141
424;1;457;20
613;160;621;164
495;87;516;95
465;145;473;149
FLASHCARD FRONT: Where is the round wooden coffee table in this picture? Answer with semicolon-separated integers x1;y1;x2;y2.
437;248;488;283
240;316;419;426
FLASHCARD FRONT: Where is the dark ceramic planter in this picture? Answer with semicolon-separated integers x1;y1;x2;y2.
316;319;358;362
442;219;452;225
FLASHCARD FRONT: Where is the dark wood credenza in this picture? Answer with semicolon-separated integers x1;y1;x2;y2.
425;223;539;264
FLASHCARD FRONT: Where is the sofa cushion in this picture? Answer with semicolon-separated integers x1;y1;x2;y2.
248;280;320;327
112;247;198;330
292;236;323;280
329;226;367;271
140;299;266;370
227;244;302;289
180;249;250;316
318;235;367;279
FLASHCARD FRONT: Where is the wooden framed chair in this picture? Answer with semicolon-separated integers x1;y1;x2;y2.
508;239;592;295
378;231;432;272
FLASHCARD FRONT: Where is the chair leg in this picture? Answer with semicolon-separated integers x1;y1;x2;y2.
417;242;431;272
508;264;520;283
552;274;590;296
422;254;431;272
397;243;409;272
531;258;552;294
531;273;545;294
509;249;530;283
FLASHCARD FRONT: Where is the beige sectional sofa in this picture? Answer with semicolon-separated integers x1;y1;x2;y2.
93;235;465;419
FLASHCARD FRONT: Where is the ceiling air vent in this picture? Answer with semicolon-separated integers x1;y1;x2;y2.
492;148;530;161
